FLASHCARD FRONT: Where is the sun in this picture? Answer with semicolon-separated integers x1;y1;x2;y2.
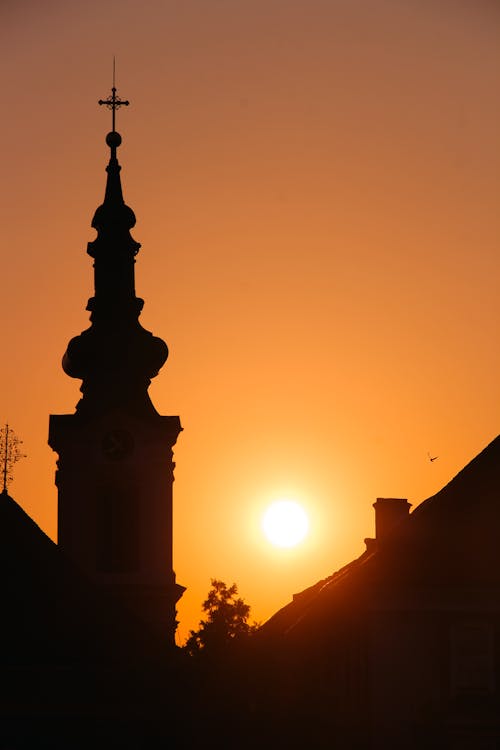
261;500;310;548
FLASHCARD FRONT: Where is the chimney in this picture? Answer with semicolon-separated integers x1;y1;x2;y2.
373;497;411;542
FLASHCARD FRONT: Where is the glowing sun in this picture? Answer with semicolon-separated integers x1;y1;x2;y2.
262;500;310;548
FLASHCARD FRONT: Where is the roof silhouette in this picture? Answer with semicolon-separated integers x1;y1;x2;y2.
262;434;500;640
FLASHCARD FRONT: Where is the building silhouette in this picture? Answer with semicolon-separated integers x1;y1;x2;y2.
256;437;500;748
49;105;184;644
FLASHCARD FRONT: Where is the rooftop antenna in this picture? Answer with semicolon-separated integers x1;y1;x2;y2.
98;57;129;132
0;424;27;494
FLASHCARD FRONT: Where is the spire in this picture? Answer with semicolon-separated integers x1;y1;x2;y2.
93;63;135;237
89;73;138;265
89;130;138;249
60;72;169;417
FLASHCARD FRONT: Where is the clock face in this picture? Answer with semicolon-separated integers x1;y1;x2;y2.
101;429;134;460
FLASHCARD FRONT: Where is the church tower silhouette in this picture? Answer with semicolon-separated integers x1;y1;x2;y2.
49;83;184;644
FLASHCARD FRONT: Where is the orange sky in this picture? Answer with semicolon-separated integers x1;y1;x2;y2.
1;0;499;643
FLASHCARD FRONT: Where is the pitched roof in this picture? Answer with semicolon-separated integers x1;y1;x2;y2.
261;435;500;639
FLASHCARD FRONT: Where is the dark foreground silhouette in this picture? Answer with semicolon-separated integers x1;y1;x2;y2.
4;435;500;748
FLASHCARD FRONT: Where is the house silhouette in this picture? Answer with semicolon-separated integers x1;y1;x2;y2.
256;436;500;748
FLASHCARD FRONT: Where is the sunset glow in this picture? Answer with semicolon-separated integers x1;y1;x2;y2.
262;500;309;548
1;2;499;644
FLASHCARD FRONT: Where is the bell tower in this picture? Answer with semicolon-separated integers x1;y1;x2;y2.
49;80;184;644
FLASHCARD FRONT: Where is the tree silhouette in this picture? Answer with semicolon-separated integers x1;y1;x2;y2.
184;579;258;656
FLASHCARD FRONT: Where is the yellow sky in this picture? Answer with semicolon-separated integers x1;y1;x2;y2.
1;0;499;643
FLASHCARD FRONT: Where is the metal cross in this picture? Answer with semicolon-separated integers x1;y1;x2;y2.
0;423;26;493
98;58;129;132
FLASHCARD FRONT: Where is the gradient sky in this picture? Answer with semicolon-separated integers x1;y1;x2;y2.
2;0;499;643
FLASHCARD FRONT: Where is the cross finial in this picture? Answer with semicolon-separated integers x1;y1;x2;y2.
0;423;26;494
98;58;129;132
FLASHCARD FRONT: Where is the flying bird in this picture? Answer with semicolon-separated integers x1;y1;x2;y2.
427;452;439;462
